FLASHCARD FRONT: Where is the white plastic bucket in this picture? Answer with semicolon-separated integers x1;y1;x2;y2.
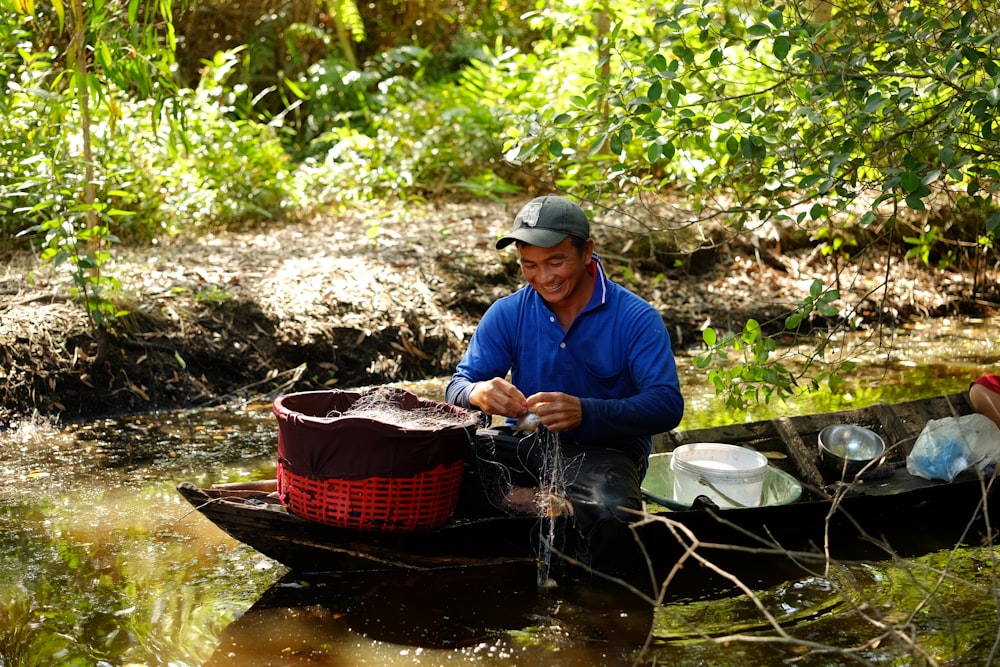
670;443;768;508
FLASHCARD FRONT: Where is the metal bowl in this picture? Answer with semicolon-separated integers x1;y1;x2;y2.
818;424;886;477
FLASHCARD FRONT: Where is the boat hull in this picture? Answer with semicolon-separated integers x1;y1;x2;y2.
178;392;999;594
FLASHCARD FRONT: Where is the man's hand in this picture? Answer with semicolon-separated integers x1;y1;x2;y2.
527;391;582;432
469;378;529;418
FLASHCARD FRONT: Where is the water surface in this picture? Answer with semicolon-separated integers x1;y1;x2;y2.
1;316;999;665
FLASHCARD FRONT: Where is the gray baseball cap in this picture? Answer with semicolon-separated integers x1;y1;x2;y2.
495;195;591;249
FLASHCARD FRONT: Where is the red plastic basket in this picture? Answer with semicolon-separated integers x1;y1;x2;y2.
278;458;465;532
272;388;476;532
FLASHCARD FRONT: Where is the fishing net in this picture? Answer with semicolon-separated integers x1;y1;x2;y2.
472;426;582;585
273;387;477;481
328;385;478;431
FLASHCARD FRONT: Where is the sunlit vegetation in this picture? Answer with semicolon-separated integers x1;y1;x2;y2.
2;3;998;664
1;0;997;384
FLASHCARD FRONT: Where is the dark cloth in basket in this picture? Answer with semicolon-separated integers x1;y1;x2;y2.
274;388;477;480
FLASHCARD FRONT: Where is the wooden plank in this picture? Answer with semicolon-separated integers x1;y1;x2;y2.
771;416;829;496
211;479;279;492
871;402;914;462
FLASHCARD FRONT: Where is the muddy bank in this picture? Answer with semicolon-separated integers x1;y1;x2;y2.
0;199;993;427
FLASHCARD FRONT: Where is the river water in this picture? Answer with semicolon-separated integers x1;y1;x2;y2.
1;316;999;665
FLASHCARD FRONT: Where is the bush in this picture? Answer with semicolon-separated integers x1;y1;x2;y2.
292;39;576;202
0;46;301;245
143;51;302;234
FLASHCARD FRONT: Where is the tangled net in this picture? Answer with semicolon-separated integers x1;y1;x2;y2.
328;386;475;431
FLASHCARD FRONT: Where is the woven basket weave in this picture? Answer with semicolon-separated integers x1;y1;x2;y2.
278;459;465;531
272;388;475;532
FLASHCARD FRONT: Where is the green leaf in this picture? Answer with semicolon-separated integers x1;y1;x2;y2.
773;36;790;61
740;136;766;159
901;170;921;193
609;133;623;155
703;327;717;346
283;77;307;100
725;134;739;155
987;212;1000;233
647;142;661;163
659;140;675;160
53;0;65;32
863;92;886;114
587;134;608;157
939;145;954;166
672;44;695;64
905;194;927;210
798;173;822;189
648;80;662;102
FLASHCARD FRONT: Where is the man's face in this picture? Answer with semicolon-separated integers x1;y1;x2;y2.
517;236;594;306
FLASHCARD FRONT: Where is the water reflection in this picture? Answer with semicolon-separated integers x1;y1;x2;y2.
206;568;657;667
1;316;999;665
0;482;278;665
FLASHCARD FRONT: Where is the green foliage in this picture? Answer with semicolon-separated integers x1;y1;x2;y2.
1;0;182;328
696;320;795;408
785;279;841;331
500;0;1000;404
292;46;430;158
0;20;70;241
2;24;298;328
694;279;857;409
294;41;524;200
3;0;997;400
1;0;302;331
508;1;1000;218
152;50;300;231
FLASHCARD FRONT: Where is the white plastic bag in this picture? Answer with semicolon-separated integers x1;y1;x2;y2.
906;413;1000;482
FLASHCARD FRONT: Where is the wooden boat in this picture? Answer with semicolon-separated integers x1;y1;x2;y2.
177;391;999;595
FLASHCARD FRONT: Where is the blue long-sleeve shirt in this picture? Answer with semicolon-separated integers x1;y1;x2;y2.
445;256;683;465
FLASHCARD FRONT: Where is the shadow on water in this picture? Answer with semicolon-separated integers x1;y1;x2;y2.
205;565;659;667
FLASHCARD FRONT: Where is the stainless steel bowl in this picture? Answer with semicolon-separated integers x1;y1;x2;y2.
818;424;886;476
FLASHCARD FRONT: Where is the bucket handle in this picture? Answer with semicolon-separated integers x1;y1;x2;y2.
697;475;751;508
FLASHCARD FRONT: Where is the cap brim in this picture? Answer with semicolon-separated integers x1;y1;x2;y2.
495;228;568;250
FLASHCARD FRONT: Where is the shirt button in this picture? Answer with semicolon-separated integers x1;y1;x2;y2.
549;316;555;323
560;342;566;349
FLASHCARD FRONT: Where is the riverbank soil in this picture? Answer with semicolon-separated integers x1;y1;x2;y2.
1;199;997;426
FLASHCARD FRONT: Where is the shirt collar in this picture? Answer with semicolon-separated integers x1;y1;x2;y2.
586;253;609;310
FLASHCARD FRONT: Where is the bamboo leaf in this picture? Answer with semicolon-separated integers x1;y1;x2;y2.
52;0;64;31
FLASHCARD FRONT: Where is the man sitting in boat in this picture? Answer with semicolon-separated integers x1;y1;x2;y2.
445;194;684;571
